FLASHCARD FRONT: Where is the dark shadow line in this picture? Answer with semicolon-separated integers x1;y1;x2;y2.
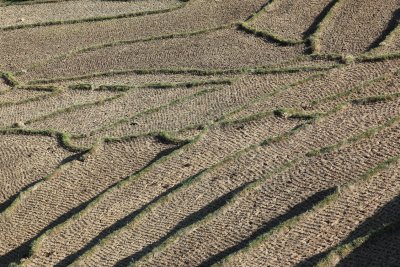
303;0;339;53
198;187;337;267
0;145;181;266
367;8;400;51
243;0;273;22
56;169;207;266
115;182;253;267
303;0;339;37
0;180;40;214
296;195;400;267
336;222;400;267
0;151;84;214
237;24;293;46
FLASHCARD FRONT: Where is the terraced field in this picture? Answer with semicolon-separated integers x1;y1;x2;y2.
0;0;399;266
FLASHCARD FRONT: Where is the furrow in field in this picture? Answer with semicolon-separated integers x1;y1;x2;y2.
24;114;302;267
319;0;400;54
136;110;400;267
67;97;400;266
228;59;400;120
0;88;50;105
41;74;232;90
0;133;73;212
221;154;400;267
26;83;221;136
313;71;400;112
1;0;265;71
0;0;181;28
0;89;117;128
79;71;316;145
0;137;177;266
22;28;304;82
247;0;333;41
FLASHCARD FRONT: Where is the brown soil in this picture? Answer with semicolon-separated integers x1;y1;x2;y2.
0;89;117;128
42;73;233;90
21;28;304;81
373;26;400;54
248;0;332;41
26;114;300;266
229;60;400;120
1;1;399;266
26;84;219;136
0;0;265;71
0;79;9;93
0;137;176;263
138;117;400;267
223;158;400;267
319;0;400;54
0;134;73;207
77;71;315;145
0;88;49;104
32;98;400;266
0;0;180;28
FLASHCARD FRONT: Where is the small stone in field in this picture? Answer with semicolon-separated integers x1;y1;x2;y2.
12;121;25;128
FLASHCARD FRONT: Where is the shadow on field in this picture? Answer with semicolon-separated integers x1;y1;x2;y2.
0;152;84;214
296;195;400;267
56;169;208;266
337;225;400;267
197;187;337;266
303;0;339;53
367;8;400;51
114;181;252;266
0;145;179;266
303;0;339;37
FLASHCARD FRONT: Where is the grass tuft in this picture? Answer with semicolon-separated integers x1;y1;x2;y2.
1;72;20;87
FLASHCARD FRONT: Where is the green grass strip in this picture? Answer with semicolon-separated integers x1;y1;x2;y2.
132;98;400;266
1;72;20;87
26;64;337;85
238;0;303;45
0;3;185;31
216;155;400;266
308;0;344;54
23;126;209;266
316;219;400;267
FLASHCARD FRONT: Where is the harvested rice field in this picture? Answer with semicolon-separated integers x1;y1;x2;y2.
0;0;399;266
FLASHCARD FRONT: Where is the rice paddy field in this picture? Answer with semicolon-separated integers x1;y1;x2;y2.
0;0;399;266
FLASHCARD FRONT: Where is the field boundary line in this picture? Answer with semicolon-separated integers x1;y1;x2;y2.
0;0;75;7
1;72;20;87
51;115;317;266
220;71;327;122
215;155;400;266
129;96;400;266
316;219;400;267
239;0;303;45
0;1;186;31
308;0;344;54
24;97;320;265
20;78;233;132
23;92;400;266
68;78;237;141
0;159;74;218
23;22;234;73
23;92;123;126
0;86;61;108
21;126;209;267
25;63;337;85
369;25;400;53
